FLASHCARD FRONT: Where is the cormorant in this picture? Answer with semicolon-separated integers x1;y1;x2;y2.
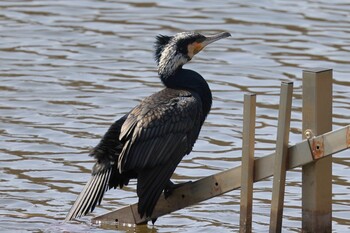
65;31;231;222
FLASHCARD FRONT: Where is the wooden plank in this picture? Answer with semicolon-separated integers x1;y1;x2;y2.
302;68;332;233
92;124;350;226
269;82;293;233
239;93;256;233
93;165;242;225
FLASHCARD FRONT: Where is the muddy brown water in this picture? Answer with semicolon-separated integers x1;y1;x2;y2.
1;0;350;232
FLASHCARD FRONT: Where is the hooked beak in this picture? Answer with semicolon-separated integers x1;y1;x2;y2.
193;32;231;54
202;32;231;47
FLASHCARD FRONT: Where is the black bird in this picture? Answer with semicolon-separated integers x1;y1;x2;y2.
65;31;231;222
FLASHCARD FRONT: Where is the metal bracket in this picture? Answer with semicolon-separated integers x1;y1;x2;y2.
304;129;324;160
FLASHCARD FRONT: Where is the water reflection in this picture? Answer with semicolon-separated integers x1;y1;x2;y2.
0;0;349;232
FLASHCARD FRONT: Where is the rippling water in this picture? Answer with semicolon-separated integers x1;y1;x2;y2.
1;0;350;232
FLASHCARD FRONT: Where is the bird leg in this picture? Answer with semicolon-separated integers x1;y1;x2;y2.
164;180;192;199
151;218;158;225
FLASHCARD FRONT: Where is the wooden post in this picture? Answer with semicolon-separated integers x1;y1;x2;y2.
240;93;256;233
302;68;332;232
269;82;293;233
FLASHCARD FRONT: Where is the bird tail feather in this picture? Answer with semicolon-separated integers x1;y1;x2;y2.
65;168;112;221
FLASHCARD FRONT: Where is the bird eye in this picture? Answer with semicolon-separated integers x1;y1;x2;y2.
196;37;206;43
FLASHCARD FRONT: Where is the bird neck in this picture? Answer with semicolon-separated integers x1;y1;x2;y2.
161;68;212;117
157;52;189;79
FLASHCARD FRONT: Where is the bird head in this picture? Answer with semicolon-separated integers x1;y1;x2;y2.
155;31;231;77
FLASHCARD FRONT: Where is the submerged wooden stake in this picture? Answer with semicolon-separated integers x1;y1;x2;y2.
269;82;293;233
239;93;256;233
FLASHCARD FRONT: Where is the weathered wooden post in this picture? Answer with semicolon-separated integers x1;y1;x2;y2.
239;93;256;233
269;82;293;233
302;68;332;232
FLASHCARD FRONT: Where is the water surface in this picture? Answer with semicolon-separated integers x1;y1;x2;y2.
1;0;350;232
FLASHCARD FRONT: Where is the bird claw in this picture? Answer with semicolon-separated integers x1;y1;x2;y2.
164;181;192;199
